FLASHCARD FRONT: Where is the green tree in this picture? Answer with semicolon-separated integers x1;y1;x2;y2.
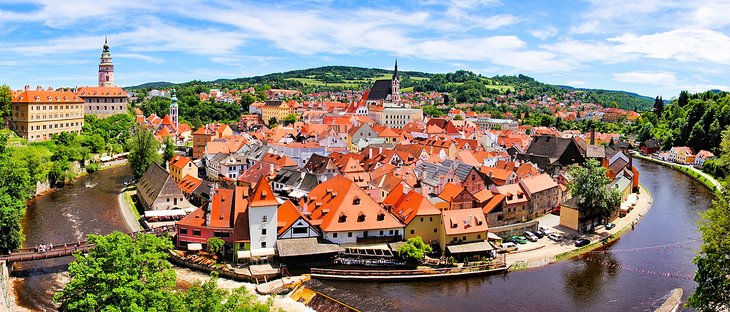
88;134;106;153
567;159;622;230
0;84;11;118
163;136;176;164
54;232;179;312
396;236;432;263
0;193;25;251
268;118;277;128
0;157;35;200
282;113;298;126
206;237;225;257
687;191;730;311
453;114;463;120
128;126;161;179
181;273;273;312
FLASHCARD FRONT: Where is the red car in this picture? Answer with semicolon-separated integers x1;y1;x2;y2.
550;207;561;215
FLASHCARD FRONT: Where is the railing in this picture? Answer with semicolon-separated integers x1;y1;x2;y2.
311;261;506;277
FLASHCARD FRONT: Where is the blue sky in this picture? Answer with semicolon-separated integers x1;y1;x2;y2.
1;0;730;98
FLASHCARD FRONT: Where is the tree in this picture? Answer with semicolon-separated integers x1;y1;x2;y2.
128;126;161;179
0;84;11;118
267;117;277;128
88;134;106;153
181;273;274;312
687;191;730;311
567;159;622;231
396;236;432;263
162;136;176;164
282;113;298;126
0;193;25;251
206;237;225;257
453;115;463;120
54;232;179;311
653;96;664;116
678;90;690;107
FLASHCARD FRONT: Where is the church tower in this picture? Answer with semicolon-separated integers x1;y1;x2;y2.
391;59;401;105
98;37;114;87
170;88;179;130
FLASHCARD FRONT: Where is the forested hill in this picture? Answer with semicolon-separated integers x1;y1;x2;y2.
126;66;653;111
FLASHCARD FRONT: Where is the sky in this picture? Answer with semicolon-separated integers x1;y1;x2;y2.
1;0;730;98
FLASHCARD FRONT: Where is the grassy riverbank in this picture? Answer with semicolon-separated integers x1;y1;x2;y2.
632;153;722;195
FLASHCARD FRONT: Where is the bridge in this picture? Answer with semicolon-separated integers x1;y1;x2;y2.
0;227;175;264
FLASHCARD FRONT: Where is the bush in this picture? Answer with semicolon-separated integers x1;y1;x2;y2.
396;236;432;263
86;163;101;173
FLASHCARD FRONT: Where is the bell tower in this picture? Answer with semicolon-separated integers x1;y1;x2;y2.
391;59;401;105
170;89;179;130
98;37;114;87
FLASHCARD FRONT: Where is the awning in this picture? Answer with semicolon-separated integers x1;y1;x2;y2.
487;232;502;241
187;243;202;251
144;209;187;218
277;238;343;257
447;241;494;254
100;156;113;162
250;248;276;258
237;250;252;259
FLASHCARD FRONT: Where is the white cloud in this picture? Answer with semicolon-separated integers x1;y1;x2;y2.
567;80;586;86
114;53;163;64
613;71;677;85
530;26;558;40
541;39;637;64
609;29;730;64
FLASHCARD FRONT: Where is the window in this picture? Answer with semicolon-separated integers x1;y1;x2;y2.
261;229;267;235
420;217;423;222
192;229;201;236
477;234;481;239
262;216;267;222
430;217;433;222
463;236;467;240
261;242;266;248
348;232;353;237
293;227;308;234
333;233;338;238
377;213;385;221
434;228;438;233
338;215;347;223
180;228;188;235
395;230;399;235
410;229;415;234
357;214;365;222
389;230;394;235
214;231;230;238
380;230;384;235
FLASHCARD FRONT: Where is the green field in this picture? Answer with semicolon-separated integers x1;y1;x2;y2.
287;73;429;88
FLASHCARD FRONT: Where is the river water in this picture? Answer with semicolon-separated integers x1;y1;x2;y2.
307;159;711;311
12;159;711;311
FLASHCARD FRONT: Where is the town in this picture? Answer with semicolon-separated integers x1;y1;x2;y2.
1;13;729;309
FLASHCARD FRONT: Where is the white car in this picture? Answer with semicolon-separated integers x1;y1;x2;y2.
501;242;518;252
539;226;553;235
547;233;563;242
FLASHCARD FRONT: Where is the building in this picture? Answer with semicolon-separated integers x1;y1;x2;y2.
559;195;618;232
384;184;441;247
670;146;695;164
75;38;128;118
261;100;297;125
517;135;586;175
365;61;423;129
518;174;560;218
304;175;404;244
98;37;114;87
439;208;489;254
169;155;198;184
695;150;715;167
639;138;660;155
136;163;191;211
473;118;519;131
192;123;233;159
246;177;280;250
10;87;85;142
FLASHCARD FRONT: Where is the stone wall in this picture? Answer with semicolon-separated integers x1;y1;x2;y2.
490;221;539;239
0;261;10;312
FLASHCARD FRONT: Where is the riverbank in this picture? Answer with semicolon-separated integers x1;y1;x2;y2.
632;152;723;194
507;184;653;271
118;186;143;232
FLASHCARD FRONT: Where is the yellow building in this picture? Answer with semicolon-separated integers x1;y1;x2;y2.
384;186;442;246
169;155;198;184
261;100;298;125
439;208;488;252
11;87;85;142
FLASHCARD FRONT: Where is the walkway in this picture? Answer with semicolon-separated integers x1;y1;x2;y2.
632;152;723;192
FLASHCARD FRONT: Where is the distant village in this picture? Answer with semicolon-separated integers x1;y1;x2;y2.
5;39;702;277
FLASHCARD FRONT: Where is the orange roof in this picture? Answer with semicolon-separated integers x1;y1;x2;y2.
277;200;311;235
495;184;528;205
13;89;83;103
169;155;191;170
260;153;297;167
480;166;512;185
438;183;465;202
178;174;202;194
177;188;235;229
482;193;506;215
305;175;403;232
519;174;558;194
76;86;127;97
389;190;440;224
249;176;279;207
442;208;488;236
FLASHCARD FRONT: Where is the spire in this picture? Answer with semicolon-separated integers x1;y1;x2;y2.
393;59;399;80
103;36;109;52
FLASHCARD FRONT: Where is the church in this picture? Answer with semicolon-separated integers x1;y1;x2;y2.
76;38;129;118
366;61;423;129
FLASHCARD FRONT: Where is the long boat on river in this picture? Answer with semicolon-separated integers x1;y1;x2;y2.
309;263;509;282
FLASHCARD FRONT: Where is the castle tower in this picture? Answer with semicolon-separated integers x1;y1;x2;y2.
170;88;179;130
391;59;401;105
98;37;114;87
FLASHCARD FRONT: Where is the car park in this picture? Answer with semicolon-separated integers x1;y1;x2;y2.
539;226;553;235
523;231;538;242
605;222;616;230
533;229;545;238
507;235;528;244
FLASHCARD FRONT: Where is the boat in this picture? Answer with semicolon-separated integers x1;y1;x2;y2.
309;263;509;282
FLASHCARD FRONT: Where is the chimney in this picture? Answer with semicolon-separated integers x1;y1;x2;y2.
36;86;43;91
269;163;274;175
590;128;595;145
368;148;372;159
469;215;473;227
48;86;53;91
628;152;633;170
24;85;29;91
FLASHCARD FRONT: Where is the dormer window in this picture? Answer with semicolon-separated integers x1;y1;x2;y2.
377;213;385;221
338;214;347;223
262;215;267;222
357;213;365;222
353;197;361;205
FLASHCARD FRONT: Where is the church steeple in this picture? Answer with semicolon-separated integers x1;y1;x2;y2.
98;37;114;87
390;59;401;105
170;88;179;130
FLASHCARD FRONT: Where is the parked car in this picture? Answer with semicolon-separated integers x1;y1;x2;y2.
533;229;546;238
507;235;527;244
547;233;563;242
605;222;616;230
575;238;591;247
550;207;561;215
501;242;518;252
523;231;538;242
539;226;553;235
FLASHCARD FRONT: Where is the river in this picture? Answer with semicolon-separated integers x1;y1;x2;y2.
11;159;710;311
307;159;711;311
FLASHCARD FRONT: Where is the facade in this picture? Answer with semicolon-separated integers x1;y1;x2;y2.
77;87;128;118
169;155;198;184
559;196;618;232
384;185;442;246
98;37;114;87
247;178;280;250
473;118;519;131
10;88;85;142
268;142;327;167
136;163;191;211
439;208;488;252
192;123;233;159
519;174;560;218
